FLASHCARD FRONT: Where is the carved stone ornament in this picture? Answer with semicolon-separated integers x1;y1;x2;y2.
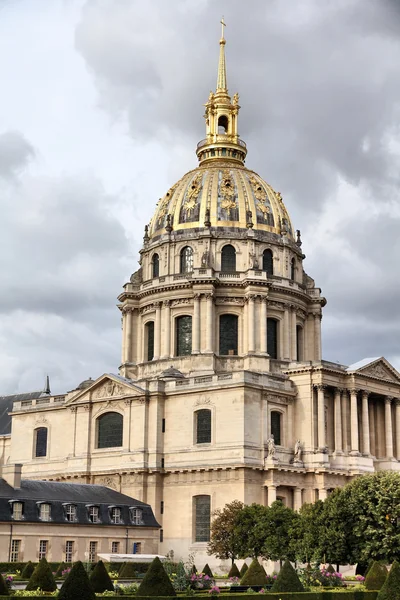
215;297;245;305
35;416;48;425
182;172;203;216
171;298;192;307
195;395;212;406
360;363;399;382
219;170;236;210
97;476;118;491
264;393;292;405
92;381;126;399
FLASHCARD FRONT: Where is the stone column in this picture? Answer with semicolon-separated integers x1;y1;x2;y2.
260;297;267;354
317;385;326;449
283;305;290;360
153;302;161;360
334;388;342;453
385;396;394;459
162;300;171;359
395;399;400;460
291;307;297;360
248;295;255;353
267;485;277;506
205;293;214;353
369;400;376;457
192;294;201;354
314;313;322;361
341;390;349;452
362;390;370;456
319;488;328;501
294;487;303;511
124;308;133;363
350;388;360;454
287;399;294;450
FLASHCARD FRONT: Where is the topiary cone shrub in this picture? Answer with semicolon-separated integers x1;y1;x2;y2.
228;562;240;578
365;561;388;590
119;562;137;578
89;560;114;593
271;559;304;593
137;556;176;597
202;563;213;578
58;560;96;600
239;562;248;577
55;561;67;578
240;558;268;586
26;557;57;592
327;564;336;574
0;573;9;596
21;561;35;579
377;560;400;600
191;564;197;574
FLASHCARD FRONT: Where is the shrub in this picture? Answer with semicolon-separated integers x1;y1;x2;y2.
271;559;304;593
55;562;67;578
377;560;400;600
240;559;268;586
191;564;197;574
119;562;137;578
21;561;35;579
365;561;388;590
0;573;9;596
326;564;336;574
25;557;57;592
89;560;114;593
239;563;248;578
202;564;214;578
228;564;240;578
58;560;96;600
137;556;176;597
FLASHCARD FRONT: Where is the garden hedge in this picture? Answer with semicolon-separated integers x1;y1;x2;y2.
0;594;379;600
365;562;388;591
377;560;400;600
25;558;57;592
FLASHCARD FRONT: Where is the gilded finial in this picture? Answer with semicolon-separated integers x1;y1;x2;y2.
217;17;227;91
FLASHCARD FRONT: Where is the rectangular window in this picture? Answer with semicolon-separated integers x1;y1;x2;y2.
160;529;164;543
110;507;122;524
176;315;192;356
133;542;142;554
39;540;48;560
194;495;211;542
40;503;51;521
160;501;164;514
196;409;212;444
65;504;77;522
162;418;165;433
111;541;120;554
89;506;100;523
130;507;143;525
10;540;20;562
146;321;155;362
271;411;282;446
267;318;278;359
65;541;74;563
88;541;97;562
12;502;23;521
161;458;165;468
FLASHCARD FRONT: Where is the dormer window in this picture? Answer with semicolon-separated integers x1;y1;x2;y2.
10;501;23;521
130;507;143;525
88;505;100;523
64;504;77;522
39;502;51;522
110;506;122;524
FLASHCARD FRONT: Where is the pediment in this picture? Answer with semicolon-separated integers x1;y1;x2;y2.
66;374;146;405
347;358;400;383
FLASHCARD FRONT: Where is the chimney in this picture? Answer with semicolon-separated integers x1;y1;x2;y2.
2;464;22;489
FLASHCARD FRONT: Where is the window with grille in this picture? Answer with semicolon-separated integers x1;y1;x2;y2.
152;253;159;278
65;541;74;563
110;507;122;524
271;411;282;446
39;540;48;560
88;541;97;562
221;244;236;272
267;318;278;359
180;246;193;274
12;502;23;521
263;249;273;275
89;506;100;523
35;427;48;457
39;503;51;521
176;316;192;356
133;542;142;554
130;507;143;525
194;495;211;542
196;409;211;444
219;314;238;355
65;504;77;522
97;412;123;448
10;540;20;562
111;541;119;554
146;321;155;362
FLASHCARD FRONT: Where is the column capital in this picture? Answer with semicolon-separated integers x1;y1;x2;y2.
205;293;214;300
349;388;359;395
395;398;400;407
246;294;257;302
163;299;171;307
385;396;394;405
315;384;327;392
361;390;370;399
334;387;344;395
153;301;162;309
259;295;268;304
193;293;202;300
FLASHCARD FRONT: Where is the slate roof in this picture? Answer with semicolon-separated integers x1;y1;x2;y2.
346;357;380;371
0;479;159;528
0;391;45;436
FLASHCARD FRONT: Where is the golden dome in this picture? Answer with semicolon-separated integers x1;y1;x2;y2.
148;163;293;240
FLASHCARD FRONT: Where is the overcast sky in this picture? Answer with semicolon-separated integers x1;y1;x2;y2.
1;0;400;395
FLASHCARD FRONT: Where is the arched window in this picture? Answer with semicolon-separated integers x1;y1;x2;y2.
291;258;296;280
221;244;236;272
263;249;273;276
219;314;238;355
152;253;159;278
267;318;278;359
218;115;228;134
195;409;211;444
35;427;48;457
180;246;193;274
176;316;192;356
145;321;155;361
296;325;303;361
194;495;211;542
271;411;282;445
97;412;123;449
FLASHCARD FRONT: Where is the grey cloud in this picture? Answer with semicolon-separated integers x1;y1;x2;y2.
0;130;35;178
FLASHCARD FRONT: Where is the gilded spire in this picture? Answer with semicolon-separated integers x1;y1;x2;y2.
216;17;227;91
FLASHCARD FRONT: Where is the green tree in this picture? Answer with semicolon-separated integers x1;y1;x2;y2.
260;501;297;563
58;561;96;600
207;500;244;564
289;501;324;563
365;561;388;590
239;563;248;577
137;556;176;597
240;558;267;586
26;557;57;592
228;562;240;578
21;561;35;579
0;573;9;596
234;503;270;558
89;560;114;593
271;559;304;593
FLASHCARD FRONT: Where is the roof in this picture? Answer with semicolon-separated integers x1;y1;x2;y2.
346;357;380;371
0;391;45;436
0;479;159;528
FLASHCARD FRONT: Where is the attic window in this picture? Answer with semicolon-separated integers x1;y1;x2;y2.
109;506;122;524
9;501;23;521
38;502;51;522
88;505;100;523
130;507;143;525
63;504;77;522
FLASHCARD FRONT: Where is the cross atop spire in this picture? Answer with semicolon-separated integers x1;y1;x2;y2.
217;16;227;92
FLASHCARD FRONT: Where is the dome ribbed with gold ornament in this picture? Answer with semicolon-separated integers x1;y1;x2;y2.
148;19;294;242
